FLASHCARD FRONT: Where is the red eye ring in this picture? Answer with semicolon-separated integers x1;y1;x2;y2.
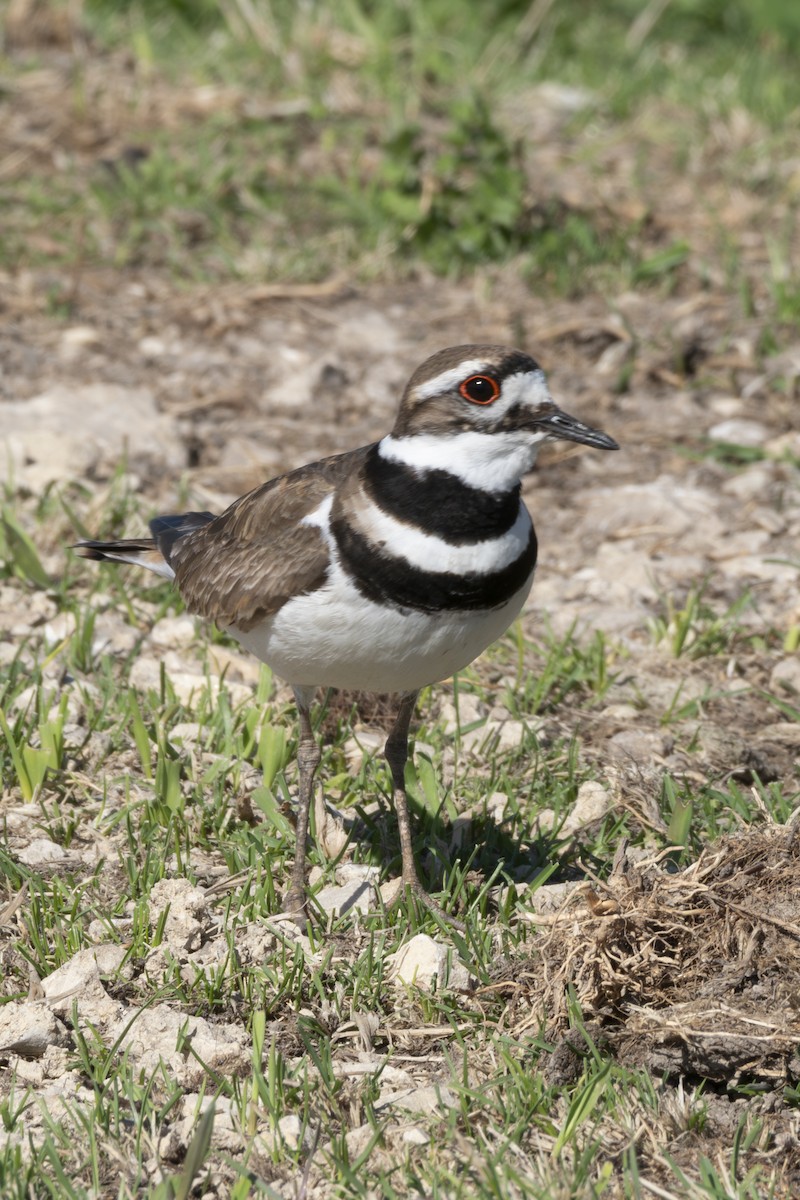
459;375;501;405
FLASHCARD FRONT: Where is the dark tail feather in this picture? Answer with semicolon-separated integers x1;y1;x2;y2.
74;511;216;580
73;536;174;579
74;537;154;560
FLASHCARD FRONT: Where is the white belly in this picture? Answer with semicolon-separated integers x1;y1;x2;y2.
227;561;535;693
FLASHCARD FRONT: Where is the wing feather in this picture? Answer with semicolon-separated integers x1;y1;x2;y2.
170;447;370;630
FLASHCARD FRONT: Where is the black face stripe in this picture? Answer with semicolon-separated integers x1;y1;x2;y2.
493;352;542;381
331;518;538;613
365;448;521;545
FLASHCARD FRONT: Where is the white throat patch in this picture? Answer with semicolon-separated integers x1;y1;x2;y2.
379;429;548;492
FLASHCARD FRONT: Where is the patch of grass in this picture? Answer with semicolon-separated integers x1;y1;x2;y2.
86;0;800;123
3;0;800;298
647;582;765;659
344;98;529;274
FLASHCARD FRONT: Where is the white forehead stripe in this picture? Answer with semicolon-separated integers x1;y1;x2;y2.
412;360;493;401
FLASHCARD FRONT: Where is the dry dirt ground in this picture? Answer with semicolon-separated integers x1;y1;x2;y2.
1;24;800;1200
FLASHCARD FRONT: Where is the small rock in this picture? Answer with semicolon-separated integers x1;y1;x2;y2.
0;1001;69;1057
168;722;202;745
751;507;786;535
533;807;557;833
709;529;771;560
608;730;667;766
43;611;77;648
116;1007;249;1088
11;1043;71;1086
42;944;131;1010
486;792;509;822
561;781;612;835
59;326;100;360
720;464;775;503
439;691;486;736
707;418;769;445
139;336;170;358
216;436;283;473
87;916;133;942
2;803;41;833
708;396;743;418
180;673;254;709
377;1084;457;1114
278;1114;313;1151
766;430;800;458
759;722;800;747
388;934;475;993
17;839;67;867
721;555;798;584
343;1123;375;1158
462;717;529;755
697;724;747;766
336;863;381;886
149;878;209;951
129;656;252;709
315;880;376;917
598;703;640;725
770;657;800;696
402;1126;431;1146
10;683;40;716
206;645;263;684
149;615;197;649
343;727;385;771
332;1060;413;1088
129;656;166;692
525;880;583;916
0;383;183;488
379;877;404;907
578;481;723;549
91;610;139;656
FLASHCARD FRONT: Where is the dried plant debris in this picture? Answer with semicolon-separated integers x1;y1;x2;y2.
520;818;800;1086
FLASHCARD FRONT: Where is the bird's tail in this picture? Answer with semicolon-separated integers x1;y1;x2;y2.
73;536;176;579
74;511;216;581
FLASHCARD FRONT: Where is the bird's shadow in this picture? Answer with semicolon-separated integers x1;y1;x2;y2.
313;692;584;904
320;777;575;903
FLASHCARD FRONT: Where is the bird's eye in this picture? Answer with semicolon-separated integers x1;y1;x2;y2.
459;375;501;405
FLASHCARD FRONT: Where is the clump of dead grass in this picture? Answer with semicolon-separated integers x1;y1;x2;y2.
523;814;800;1086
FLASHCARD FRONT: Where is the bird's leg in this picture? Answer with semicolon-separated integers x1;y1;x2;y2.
284;687;320;923
385;690;464;930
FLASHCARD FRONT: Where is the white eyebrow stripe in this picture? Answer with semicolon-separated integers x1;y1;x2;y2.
412;360;491;400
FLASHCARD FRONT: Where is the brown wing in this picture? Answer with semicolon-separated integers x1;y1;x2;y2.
169;446;371;631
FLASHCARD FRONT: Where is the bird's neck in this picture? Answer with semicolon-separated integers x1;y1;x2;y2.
377;430;541;494
365;441;522;544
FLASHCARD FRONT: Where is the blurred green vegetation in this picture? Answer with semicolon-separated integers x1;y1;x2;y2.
2;0;799;294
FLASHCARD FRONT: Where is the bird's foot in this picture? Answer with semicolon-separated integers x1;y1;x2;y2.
393;871;466;932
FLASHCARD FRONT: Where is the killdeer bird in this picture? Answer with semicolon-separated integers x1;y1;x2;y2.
75;344;617;925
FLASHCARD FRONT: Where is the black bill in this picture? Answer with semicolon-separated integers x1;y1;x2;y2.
538;407;619;451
